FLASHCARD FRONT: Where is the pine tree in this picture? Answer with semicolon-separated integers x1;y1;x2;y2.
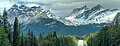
27;29;33;46
7;23;12;45
53;31;57;37
2;8;8;31
31;31;34;46
13;17;20;46
0;24;11;46
111;24;120;46
38;33;43;46
38;33;47;46
87;26;112;46
20;33;25;46
96;26;111;46
33;35;38;46
53;31;57;46
24;36;27;46
2;8;12;45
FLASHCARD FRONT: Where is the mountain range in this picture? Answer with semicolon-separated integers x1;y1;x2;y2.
1;4;120;36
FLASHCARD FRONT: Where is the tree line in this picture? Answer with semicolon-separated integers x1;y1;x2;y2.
87;23;120;46
0;8;78;46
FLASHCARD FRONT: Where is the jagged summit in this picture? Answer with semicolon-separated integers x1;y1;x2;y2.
91;4;103;11
12;4;18;8
93;4;103;9
72;5;87;13
7;4;57;24
81;5;88;10
65;5;88;20
64;4;119;26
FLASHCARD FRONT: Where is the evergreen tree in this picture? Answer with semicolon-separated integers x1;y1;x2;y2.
38;33;43;46
20;33;25;46
2;8;8;31
33;35;38;46
97;26;112;46
13;17;20;46
24;36;28;46
87;26;113;46
53;31;57;46
53;31;57;37
2;8;12;45
111;25;120;46
27;29;33;46
7;23;13;45
0;24;11;46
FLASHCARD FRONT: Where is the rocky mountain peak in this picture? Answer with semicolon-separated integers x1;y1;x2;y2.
12;4;18;8
91;4;103;11
72;5;87;13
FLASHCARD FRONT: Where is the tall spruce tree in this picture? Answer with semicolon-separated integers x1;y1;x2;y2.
2;8;12;45
33;35;38;46
13;17;20;46
2;8;8;31
0;24;11;46
7;23;12;45
20;33;25;46
27;29;33;46
24;36;28;46
38;33;43;46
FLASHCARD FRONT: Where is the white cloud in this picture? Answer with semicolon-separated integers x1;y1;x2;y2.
25;4;40;7
0;0;15;13
51;2;88;10
43;0;120;17
0;0;120;17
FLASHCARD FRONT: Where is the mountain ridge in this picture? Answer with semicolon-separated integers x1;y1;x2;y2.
1;4;119;36
64;4;120;26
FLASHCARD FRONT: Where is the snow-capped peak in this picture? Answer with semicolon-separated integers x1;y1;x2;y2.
5;4;120;26
65;5;88;20
63;5;120;26
72;5;87;14
74;5;87;13
7;4;57;24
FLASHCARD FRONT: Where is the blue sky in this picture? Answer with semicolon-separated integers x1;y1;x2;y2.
0;0;120;17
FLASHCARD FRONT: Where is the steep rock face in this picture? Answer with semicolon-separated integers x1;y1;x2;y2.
91;4;103;12
113;12;120;25
65;5;88;20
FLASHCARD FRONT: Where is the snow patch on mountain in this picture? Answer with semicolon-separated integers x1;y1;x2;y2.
7;4;58;25
6;4;120;26
63;5;120;26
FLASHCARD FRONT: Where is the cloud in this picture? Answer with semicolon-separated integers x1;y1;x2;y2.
0;0;15;13
51;2;88;10
0;0;120;17
43;0;120;17
48;2;91;16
